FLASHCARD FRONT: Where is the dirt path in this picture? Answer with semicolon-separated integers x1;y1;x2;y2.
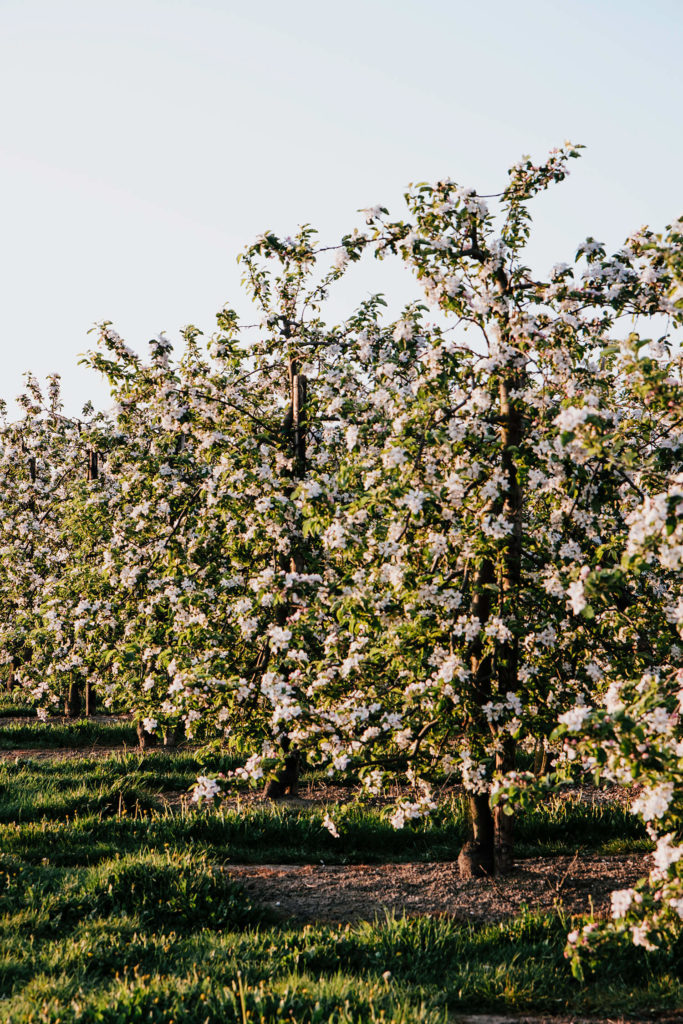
0;746;139;762
226;853;647;924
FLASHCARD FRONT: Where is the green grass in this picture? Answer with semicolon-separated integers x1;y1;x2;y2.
0;751;222;824
0;849;680;1023
0;698;37;719
0;753;650;865
0;691;137;720
0;720;140;750
0;808;463;868
0;750;677;1022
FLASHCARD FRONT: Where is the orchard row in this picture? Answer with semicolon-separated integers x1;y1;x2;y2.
1;145;682;956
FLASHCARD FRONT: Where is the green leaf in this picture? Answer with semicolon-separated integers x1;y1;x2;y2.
570;957;585;982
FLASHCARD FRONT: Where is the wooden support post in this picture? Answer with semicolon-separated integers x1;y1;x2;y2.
292;372;307;479
85;680;96;717
264;353;308;798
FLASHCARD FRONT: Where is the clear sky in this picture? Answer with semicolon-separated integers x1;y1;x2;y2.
1;0;681;414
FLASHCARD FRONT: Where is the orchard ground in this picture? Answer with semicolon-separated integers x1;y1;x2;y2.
0;704;680;1024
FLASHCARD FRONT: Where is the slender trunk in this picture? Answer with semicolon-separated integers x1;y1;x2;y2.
162;724;184;749
533;740;542;776
84;456;98;718
136;721;157;749
264;356;307;799
493;374;524;874
533;742;550;777
494;738;516;874
263;735;301;798
457;368;525;877
87;449;98;482
457;559;496;876
458;794;495;878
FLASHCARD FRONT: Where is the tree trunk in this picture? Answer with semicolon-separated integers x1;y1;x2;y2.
494;738;516;875
291;371;307;478
457;559;496;875
458;794;495;877
456;366;525;878
162;724;184;749
263;736;301;798
87;449;98;481
533;741;550;777
65;680;82;718
492;373;525;875
136;721;157;749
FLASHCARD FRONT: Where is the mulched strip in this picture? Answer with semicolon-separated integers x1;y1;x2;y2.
225;854;648;924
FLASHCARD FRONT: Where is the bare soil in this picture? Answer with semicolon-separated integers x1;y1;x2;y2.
0;746;138;762
226;853;648;925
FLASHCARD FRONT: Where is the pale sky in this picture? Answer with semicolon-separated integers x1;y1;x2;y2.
1;0;681;414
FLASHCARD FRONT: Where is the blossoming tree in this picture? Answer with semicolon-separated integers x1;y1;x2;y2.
0;375;111;716
2;147;681;937
219;144;682;881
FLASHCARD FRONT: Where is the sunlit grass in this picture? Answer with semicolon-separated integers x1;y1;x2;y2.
0;719;139;750
0;752;649;864
0;850;679;1023
0;746;676;1022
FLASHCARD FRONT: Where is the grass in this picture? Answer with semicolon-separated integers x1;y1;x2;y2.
0;720;139;750
0;751;650;865
0;698;37;719
0;848;680;1023
0;734;675;1021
